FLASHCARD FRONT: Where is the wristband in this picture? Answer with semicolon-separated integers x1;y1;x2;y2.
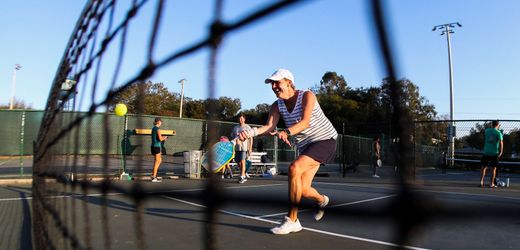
284;128;291;136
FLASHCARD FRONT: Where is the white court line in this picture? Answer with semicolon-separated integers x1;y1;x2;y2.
0;192;123;202
313;181;398;190
419;189;520;201
257;194;398;218
161;183;284;193
161;195;430;250
314;181;520;201
0;158;15;166
418;173;466;177
0;183;283;202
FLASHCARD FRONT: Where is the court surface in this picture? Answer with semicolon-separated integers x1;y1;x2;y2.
1;173;519;250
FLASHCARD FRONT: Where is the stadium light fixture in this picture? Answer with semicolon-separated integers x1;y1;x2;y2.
432;22;462;167
9;64;22;110
178;78;187;118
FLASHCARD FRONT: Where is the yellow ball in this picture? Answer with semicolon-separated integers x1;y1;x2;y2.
114;103;127;116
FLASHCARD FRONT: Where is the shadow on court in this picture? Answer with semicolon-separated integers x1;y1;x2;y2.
1;174;519;249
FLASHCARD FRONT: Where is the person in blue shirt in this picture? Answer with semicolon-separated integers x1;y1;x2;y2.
479;120;503;188
151;117;168;182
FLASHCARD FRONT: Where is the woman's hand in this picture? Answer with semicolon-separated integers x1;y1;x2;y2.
269;130;291;146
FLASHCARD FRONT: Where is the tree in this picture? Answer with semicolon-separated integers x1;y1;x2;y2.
316;94;353;130
112;81;243;120
0;98;33;110
311;72;439;139
112;81;178;116
380;78;437;122
205;97;242;121
241;103;271;125
506;129;520;157
463;122;487;150
184;98;206;119
314;71;349;96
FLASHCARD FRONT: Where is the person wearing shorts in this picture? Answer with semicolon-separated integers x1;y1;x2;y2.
151;117;167;182
372;136;381;178
231;114;253;184
479;120;503;188
238;69;338;235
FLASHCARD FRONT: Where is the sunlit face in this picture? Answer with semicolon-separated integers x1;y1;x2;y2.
156;121;162;127
270;78;293;99
239;116;245;124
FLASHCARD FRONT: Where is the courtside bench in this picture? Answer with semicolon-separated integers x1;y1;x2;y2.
134;129;176;136
228;152;277;176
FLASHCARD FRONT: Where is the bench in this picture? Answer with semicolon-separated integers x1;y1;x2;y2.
228;152;277;176
134;128;176;136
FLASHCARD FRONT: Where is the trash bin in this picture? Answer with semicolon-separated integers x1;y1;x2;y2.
184;150;202;179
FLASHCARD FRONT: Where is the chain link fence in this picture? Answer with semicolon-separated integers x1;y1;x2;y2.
414;120;520;172
0;110;388;177
6;111;517;173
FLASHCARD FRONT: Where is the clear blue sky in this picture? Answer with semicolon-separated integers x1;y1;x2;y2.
1;0;519;120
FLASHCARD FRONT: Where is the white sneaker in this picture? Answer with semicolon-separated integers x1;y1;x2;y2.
314;195;329;221
245;173;251;178
372;174;380;178
270;216;302;235
151;177;162;183
238;176;247;184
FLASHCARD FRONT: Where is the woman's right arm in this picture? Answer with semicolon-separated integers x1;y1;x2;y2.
239;101;279;140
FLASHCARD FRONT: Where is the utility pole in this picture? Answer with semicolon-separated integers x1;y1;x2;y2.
178;78;186;118
9;64;22;110
432;22;462;166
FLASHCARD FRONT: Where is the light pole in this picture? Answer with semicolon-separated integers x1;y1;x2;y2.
178;78;186;118
9;64;22;110
433;22;462;165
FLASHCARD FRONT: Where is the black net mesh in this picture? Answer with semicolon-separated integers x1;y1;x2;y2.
29;1;519;249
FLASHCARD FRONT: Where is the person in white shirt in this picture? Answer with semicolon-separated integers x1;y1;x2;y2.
231;114;253;184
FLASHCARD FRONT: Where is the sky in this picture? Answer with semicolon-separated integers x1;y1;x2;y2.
1;0;519;120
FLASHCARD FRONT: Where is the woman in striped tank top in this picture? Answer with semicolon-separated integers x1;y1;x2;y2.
238;69;338;235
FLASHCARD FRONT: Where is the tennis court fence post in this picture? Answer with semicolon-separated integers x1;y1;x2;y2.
19;110;26;176
119;115;129;180
338;122;345;174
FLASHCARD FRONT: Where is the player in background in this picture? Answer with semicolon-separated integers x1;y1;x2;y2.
231;114;253;184
151;117;167;182
372;136;381;178
479;120;503;188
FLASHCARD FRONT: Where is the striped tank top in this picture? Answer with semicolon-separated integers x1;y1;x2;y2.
277;90;338;152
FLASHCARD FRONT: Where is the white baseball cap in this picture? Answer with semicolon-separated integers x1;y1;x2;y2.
264;68;295;84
